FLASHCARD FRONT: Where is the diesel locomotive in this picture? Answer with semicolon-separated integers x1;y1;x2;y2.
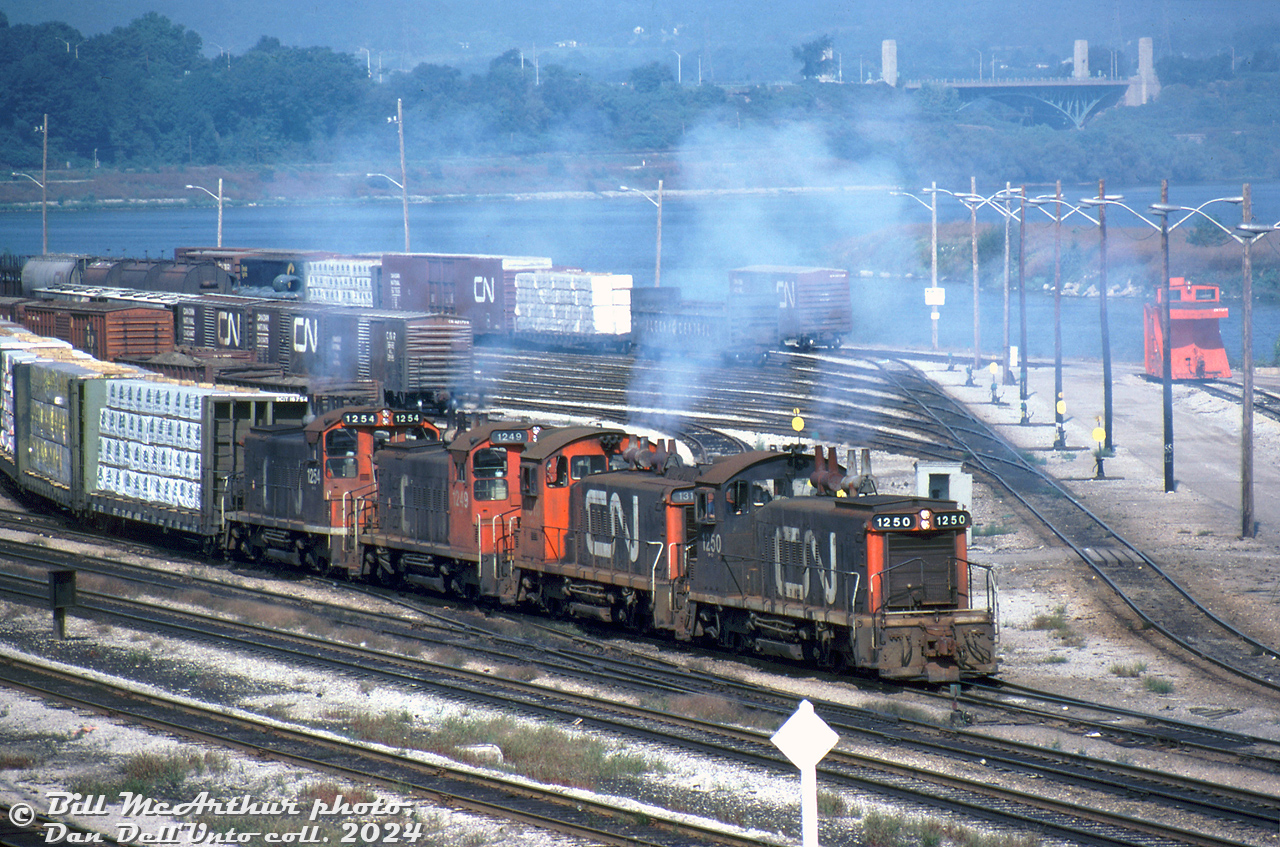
224;405;998;682
1;317;997;683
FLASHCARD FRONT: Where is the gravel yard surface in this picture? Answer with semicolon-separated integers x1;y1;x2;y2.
2;358;1279;846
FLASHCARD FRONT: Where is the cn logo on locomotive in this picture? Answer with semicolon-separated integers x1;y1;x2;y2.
585;490;639;562
773;527;839;605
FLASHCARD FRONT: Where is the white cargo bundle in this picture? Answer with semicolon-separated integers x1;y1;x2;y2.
513;271;632;336
0;335;78;462
106;378;212;421
302;258;378;308
94;376;211;509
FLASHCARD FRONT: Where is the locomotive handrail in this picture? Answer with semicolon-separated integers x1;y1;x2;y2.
647;541;665;607
874;555;951;613
482;506;522;585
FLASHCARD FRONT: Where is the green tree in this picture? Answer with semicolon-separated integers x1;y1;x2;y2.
792;35;834;80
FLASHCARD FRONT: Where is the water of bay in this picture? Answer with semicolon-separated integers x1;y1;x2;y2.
3;184;1279;366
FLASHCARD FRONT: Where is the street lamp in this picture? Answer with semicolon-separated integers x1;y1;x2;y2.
891;182;943;350
372;99;410;252
672;50;682;84
992;185;1024;388
1147;184;1243;493
185;178;224;247
1027;185;1100;451
1079;183;1127;456
1137;186;1273;533
1235;191;1277;538
620;182;663;288
951;178;990;373
11;170;46;255
12;113;48;254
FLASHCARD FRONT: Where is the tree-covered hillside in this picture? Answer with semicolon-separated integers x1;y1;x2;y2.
3;11;1280;187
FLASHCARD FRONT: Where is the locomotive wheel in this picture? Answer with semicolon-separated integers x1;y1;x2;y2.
301;544;330;574
371;548;403;588
242;529;266;565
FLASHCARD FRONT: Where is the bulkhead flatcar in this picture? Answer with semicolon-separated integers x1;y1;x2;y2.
0;320;308;543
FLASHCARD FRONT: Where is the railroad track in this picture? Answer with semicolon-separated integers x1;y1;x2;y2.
875;358;1280;694
3;542;1279;846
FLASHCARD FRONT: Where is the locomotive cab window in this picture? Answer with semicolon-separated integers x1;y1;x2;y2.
546;456;569;488
325;428;358;479
520;465;539;498
571;454;607;480
472;447;509;501
725;480;751;515
696;490;716;524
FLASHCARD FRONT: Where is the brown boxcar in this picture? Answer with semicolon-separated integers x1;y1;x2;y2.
18;300;175;361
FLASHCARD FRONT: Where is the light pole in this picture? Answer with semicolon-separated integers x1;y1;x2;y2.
12;169;47;255
620;182;663;287
185;178;224;247
891;183;944;350
1075;188;1245;495
1147;186;1244;492
672;50;682;84
367;170;410;253
372;99;411;252
1235;190;1276;537
1017;186;1028;414
952;178;988;372
1027;185;1100;450
992;185;1023;387
1079;182;1126;455
395;99;409;252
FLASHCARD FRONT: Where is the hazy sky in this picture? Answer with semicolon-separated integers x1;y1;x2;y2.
4;1;1271;81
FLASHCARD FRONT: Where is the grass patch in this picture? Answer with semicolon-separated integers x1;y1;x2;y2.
1110;661;1147;678
1042;654;1069;664
1029;605;1085;648
426;713;665;790
70;750;228;800
1143;676;1175;694
325;708;665;790
972;523;1012;537
0;752;38;768
817;790;848;817
860;809;1044;847
296;781;377;807
660;693;751;727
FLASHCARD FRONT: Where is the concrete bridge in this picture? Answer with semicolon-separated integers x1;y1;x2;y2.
887;38;1161;129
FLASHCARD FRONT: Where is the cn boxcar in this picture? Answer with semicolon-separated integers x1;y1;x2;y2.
728;265;852;350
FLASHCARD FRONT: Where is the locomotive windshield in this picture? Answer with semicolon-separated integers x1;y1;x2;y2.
325;429;358;479
473;447;509;501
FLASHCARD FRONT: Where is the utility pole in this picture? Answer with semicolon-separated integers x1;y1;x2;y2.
397;98;409;252
40;113;48;254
